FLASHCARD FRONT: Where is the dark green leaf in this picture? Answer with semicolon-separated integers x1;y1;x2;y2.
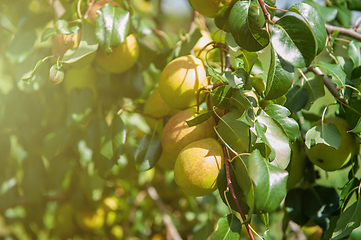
285;188;310;225
229;1;270;52
347;40;361;68
95;3;130;54
214;5;232;32
186;110;213;127
271;15;316;68
347;0;361;10
284;85;309;113
289;2;327;55
305;122;341;149
345;99;361;133
334;1;352;27
134;134;162;172
264;44;294;100
246;149;288;213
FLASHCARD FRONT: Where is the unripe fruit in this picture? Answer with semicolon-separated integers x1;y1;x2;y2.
174;138;224;196
158;55;208;110
188;0;237;18
96;34;139;73
306;117;357;171
158;107;217;170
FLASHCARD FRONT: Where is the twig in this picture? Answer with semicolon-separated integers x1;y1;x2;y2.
146;183;183;240
223;146;255;240
84;0;96;19
326;23;361;42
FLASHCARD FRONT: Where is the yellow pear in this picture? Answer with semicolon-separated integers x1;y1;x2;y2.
193;31;214;61
188;0;237;18
174;138;224;196
96;34;139;73
158;106;217;170
158;55;208;110
143;89;179;136
306;117;357;171
75;207;105;231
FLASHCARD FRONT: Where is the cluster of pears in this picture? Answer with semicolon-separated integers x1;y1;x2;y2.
51;0;139;85
144;55;224;197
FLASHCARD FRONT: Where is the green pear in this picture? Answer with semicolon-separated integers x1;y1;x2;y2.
188;0;237;18
307;117;357;171
174;138;224;196
158;107;217;170
158;55;208;110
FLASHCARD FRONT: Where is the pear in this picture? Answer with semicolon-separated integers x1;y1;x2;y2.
188;0;237;18
158;107;217;170
174;138;224;196
306;117;357;171
158;55;208;110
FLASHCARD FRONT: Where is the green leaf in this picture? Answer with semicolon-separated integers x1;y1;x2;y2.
211;85;233;110
246;149;288;213
214;5;232;32
254;120;276;161
284;85;309;114
61;18;99;65
100;113;126;163
314;61;347;88
302;185;340;230
255;110;292;169
95;3;130;54
186;110;213;127
334;1;352;28
55;19;72;34
345;99;361;133
347;40;361;68
225;68;249;89
271;15;316;68
240;49;259;73
229;1;270;52
302;75;325;110
264;44;294;100
174;27;202;57
347;0;361;10
264;104;299;142
21;59;44;83
285;188;310;225
303;1;338;22
6;29;37;64
305;122;341;149
209;214;242;240
134;134;162;172
41;27;57;42
217;111;252;154
289;2;327;55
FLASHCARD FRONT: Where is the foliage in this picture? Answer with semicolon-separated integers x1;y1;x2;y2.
0;0;361;239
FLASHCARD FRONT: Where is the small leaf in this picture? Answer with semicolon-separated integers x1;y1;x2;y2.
289;2;327;55
225;68;249;89
186;110;213;127
315;61;347;88
229;1;270;52
240;49;259;73
134;134;162;172
61;18;99;65
55;19;72;34
209;214;242;240
305;122;341;149
100;113;126;163
284;85;309;114
95;3;130;54
347;40;361;68
264;44;294;100
247;149;288;213
21;60;44;83
271;15;316;68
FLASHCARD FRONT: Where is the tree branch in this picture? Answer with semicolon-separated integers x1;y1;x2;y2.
325;23;361;42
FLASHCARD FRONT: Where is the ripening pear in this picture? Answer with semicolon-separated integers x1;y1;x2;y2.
96;34;139;73
158;107;217;170
188;0;237;18
193;31;214;61
52;32;81;60
306;117;357;171
158;55;208;110
143;89;180;136
174;138;224;196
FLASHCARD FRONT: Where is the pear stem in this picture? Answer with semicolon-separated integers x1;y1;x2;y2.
222;146;255;240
